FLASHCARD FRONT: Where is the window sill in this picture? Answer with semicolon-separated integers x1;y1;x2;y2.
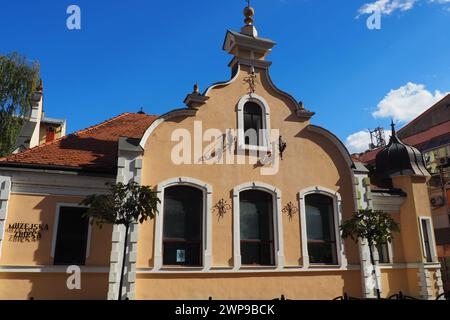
308;264;341;269
239;144;271;153
160;266;204;271
239;265;277;271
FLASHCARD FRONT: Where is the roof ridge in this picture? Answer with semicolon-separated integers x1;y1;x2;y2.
398;93;450;134
73;112;131;136
0;112;134;162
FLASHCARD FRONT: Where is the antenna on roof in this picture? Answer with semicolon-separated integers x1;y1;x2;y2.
368;127;386;150
137;107;145;114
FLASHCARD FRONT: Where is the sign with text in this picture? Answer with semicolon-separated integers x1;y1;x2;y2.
6;223;49;242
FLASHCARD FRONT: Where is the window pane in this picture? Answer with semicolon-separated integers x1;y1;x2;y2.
243;102;263;146
241;242;274;266
240;201;260;240
305;194;337;264
421;219;433;263
240;190;274;265
377;243;390;264
307;242;336;265
163;242;201;266
163;186;203;266
54;207;89;265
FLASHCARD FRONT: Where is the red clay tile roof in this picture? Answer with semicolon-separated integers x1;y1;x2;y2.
357;120;450;165
0;113;159;174
355;147;382;165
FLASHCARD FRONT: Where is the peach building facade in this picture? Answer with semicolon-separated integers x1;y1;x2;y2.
0;5;444;300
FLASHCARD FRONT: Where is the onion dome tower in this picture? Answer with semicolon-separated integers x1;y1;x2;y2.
375;121;429;187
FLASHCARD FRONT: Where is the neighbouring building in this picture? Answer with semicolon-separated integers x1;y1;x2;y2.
0;5;444;300
14;81;66;154
357;94;450;291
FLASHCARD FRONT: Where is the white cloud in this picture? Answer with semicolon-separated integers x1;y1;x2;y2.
346;131;372;153
358;0;450;17
428;0;450;3
345;82;449;154
372;82;447;122
358;0;418;17
345;129;390;154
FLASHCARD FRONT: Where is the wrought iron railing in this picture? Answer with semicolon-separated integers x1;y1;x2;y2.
333;291;450;301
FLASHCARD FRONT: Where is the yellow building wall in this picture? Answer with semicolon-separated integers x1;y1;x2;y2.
0;273;107;300
136;271;362;300
0;65;440;300
139;65;360;271
38;123;64;145
0;193;112;300
393;176;435;263
1;193;112;266
380;269;411;297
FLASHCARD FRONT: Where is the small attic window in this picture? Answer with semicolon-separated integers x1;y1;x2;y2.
237;94;271;151
244;102;263;146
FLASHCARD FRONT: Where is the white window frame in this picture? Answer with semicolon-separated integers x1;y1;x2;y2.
298;186;347;269
418;216;438;263
51;203;92;262
232;182;284;270
153;177;212;271
236;94;271;152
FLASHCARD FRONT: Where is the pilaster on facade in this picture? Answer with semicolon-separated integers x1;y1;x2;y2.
435;269;445;297
0;177;11;259
417;264;444;300
358;239;372;297
107;138;144;300
353;167;382;298
418;265;433;300
108;224;125;300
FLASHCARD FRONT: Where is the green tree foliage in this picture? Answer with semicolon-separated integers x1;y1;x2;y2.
340;208;400;298
0;52;41;157
81;181;160;227
340;208;400;248
81;182;160;300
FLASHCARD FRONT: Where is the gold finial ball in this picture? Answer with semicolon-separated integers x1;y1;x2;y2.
193;84;199;94
244;6;254;17
244;6;254;25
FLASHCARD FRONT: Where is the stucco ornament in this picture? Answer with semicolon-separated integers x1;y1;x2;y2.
213;198;232;219
243;70;258;93
282;201;298;220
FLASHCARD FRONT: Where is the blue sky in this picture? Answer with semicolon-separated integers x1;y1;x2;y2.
1;0;449;153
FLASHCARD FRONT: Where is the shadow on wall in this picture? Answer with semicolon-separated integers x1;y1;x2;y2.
24;196;111;300
379;269;413;298
296;128;360;265
58;136;119;173
135;270;362;300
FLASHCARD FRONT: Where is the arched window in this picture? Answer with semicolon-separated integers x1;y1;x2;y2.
243;102;263;146
305;194;337;265
163;186;203;266
240;190;275;266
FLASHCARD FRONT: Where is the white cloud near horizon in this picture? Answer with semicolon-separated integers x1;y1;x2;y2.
345;129;390;154
345;82;448;153
372;82;447;122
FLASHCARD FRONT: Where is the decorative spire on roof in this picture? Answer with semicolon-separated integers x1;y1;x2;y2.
390;119;396;136
241;0;258;37
193;83;200;95
375;118;429;187
389;119;402;144
244;1;254;25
